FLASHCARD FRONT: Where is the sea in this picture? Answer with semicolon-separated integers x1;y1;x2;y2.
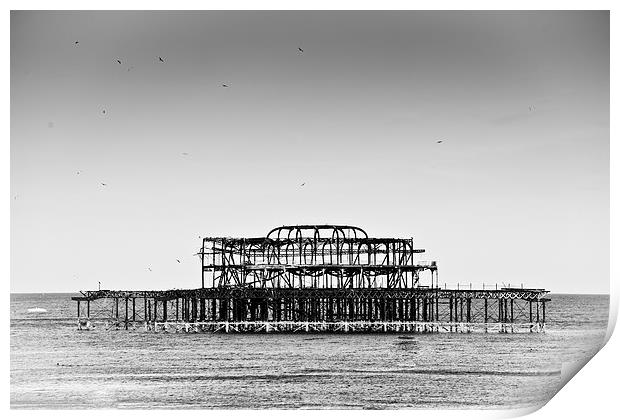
10;293;610;410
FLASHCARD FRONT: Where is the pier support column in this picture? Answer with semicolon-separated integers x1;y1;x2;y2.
498;298;502;324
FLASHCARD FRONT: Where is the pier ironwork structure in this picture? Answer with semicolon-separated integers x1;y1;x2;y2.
72;225;550;333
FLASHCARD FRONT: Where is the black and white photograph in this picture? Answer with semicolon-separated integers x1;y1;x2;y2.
9;7;612;413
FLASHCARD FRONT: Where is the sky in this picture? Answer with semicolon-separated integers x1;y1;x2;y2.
10;11;609;294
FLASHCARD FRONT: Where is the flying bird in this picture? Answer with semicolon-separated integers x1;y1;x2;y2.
102;109;106;115
436;140;443;144
158;56;164;63
298;47;304;53
300;182;306;187
116;59;122;64
100;183;107;186
176;259;181;264
74;41;79;45
221;84;229;88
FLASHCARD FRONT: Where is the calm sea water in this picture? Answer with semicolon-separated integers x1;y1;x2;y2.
10;293;609;409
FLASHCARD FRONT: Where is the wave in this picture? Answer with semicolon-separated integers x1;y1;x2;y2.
299;367;560;377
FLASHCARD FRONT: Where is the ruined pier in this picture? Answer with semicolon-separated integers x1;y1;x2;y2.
72;225;549;333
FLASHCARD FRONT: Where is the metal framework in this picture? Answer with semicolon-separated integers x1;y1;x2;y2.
72;225;550;333
201;225;436;289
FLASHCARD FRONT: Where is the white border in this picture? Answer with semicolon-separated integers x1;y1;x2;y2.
5;2;617;420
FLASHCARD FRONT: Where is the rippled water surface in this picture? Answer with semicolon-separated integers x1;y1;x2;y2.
10;293;609;409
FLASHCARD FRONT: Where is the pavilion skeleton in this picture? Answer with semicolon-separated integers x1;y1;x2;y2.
72;225;549;333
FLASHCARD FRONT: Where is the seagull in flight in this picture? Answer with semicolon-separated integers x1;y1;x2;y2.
158;56;164;63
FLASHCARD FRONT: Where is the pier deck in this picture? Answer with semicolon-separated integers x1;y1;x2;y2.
72;286;549;333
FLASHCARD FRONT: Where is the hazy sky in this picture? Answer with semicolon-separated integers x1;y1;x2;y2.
11;11;609;293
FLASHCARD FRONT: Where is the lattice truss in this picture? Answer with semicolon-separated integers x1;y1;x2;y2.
201;225;438;289
76;295;181;323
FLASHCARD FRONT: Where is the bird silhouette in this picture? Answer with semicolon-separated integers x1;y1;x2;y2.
102;109;106;115
116;59;121;65
300;182;306;187
100;183;107;186
298;47;304;53
436;140;443;144
74;41;79;45
158;56;164;63
221;84;229;88
176;259;181;263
